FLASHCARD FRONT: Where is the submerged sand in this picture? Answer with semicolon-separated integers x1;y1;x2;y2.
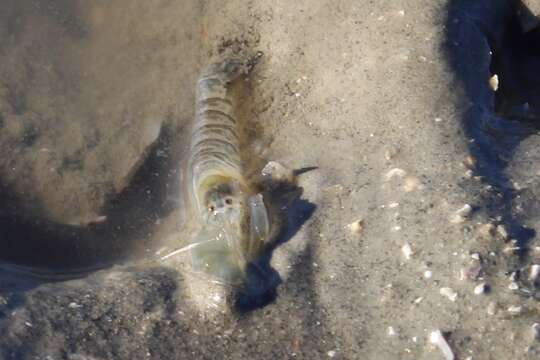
2;0;540;359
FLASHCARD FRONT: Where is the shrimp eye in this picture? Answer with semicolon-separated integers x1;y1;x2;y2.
209;205;215;212
225;198;233;205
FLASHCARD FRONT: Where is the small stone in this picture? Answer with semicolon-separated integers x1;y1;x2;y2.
489;74;499;91
450;204;472;223
348;219;364;235
402;243;413;260
261;161;295;183
327;350;336;358
508;305;523;315
487;301;498;315
424;270;433;279
474;282;488;295
403;177;421;192
387;326;397;336
440;287;458;302
496;225;508;240
509;282;519;291
68;302;82;309
430;330;455;360
529;264;540;283
463;155;477;169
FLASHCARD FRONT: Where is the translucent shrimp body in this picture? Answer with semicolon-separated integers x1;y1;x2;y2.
186;59;269;285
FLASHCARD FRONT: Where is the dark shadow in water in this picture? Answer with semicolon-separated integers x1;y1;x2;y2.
444;0;538;266
0;124;179;278
234;180;317;312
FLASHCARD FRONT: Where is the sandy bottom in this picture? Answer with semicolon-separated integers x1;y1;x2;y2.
2;0;540;359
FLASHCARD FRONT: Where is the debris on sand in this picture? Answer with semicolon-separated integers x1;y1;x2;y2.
261;161;296;183
384;168;406;181
449;204;472;223
403;176;422;192
348;219;364;235
401;243;413;260
496;225;508;240
430;330;455;360
489;74;499;91
474;282;488;295
530;264;540;283
463;155;477;169
487;301;498;316
507;305;523;315
440;287;458;302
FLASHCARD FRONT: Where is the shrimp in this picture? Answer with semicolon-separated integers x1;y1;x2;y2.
185;58;270;285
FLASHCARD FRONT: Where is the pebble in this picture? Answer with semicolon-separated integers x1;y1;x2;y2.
424;270;433;279
489;74;499;91
508;305;523;315
450;204;472;223
508;282;519;291
529;264;540;282
261;161;295;183
401;243;413;260
387;326;397;336
487;301;498;315
440;287;458;302
496;225;508;240
327;350;336;358
348;219;364;235
403;176;422;192
430;330;455;360
474;282;488;295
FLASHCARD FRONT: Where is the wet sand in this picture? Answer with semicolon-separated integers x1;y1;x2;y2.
2;0;540;359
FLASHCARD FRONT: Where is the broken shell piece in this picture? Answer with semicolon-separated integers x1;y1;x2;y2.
496;225;508;240
463;155;477;169
440;287;458;302
508;305;523;315
530;264;540;283
489;74;499;91
474;282;488;295
401;243;413;260
487;301;498;315
348;219;364;235
261;161;295;183
429;330;455;360
384;168;406;181
509;282;519;291
450;204;472;223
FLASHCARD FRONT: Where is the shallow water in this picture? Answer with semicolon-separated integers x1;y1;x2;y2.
0;0;200;274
